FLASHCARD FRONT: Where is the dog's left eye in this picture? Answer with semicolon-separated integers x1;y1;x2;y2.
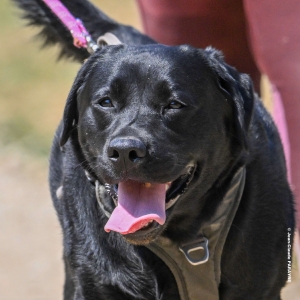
98;98;114;108
166;101;184;109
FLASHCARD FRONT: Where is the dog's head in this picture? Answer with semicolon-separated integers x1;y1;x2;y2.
60;44;254;245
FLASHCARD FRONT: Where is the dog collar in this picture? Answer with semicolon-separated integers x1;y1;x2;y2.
86;167;245;300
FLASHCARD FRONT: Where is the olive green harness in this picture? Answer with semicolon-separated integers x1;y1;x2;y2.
146;168;246;300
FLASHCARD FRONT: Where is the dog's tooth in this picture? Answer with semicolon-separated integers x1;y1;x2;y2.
165;182;172;191
165;195;180;210
142;222;149;228
141;220;153;229
144;182;151;188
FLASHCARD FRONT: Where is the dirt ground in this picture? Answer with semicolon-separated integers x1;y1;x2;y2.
0;149;299;299
0;150;64;299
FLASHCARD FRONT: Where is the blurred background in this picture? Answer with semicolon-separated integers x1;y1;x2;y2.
0;0;298;299
0;0;141;299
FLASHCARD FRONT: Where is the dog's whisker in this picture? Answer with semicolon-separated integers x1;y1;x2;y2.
74;159;89;170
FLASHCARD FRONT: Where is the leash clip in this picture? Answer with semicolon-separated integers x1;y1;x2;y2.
179;237;209;265
85;35;99;54
73;18;98;53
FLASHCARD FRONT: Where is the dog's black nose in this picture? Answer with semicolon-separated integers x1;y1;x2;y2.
108;137;147;163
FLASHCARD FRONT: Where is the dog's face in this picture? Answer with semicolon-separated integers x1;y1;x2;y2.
61;44;253;245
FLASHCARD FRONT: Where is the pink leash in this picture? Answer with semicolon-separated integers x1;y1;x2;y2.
42;0;98;53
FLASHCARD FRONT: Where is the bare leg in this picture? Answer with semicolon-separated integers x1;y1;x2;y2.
244;0;300;234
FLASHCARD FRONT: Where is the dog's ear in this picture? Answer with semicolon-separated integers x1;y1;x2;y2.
60;45;124;146
204;47;254;152
59;59;92;146
59;83;78;146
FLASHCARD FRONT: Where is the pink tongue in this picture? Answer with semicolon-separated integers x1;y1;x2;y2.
104;181;166;234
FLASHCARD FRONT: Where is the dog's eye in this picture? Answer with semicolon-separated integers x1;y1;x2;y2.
99;98;114;108
166;101;184;109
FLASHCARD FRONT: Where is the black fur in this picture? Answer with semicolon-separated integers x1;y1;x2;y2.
14;1;295;299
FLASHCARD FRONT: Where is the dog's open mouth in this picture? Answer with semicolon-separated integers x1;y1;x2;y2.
104;164;195;235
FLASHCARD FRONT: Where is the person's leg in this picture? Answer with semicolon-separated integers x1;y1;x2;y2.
244;0;300;234
137;0;261;90
272;84;291;183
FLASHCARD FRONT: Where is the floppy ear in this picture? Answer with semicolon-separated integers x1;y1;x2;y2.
204;47;255;152
60;46;124;146
59;82;79;146
59;58;93;146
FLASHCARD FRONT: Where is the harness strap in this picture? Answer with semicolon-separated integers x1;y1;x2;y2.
146;168;246;300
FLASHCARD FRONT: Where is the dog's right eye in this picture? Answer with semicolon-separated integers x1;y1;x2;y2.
98;98;114;108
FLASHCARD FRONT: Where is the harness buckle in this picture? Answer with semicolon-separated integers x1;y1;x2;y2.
179;237;209;265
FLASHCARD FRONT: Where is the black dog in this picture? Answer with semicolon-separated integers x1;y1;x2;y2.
14;1;294;299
